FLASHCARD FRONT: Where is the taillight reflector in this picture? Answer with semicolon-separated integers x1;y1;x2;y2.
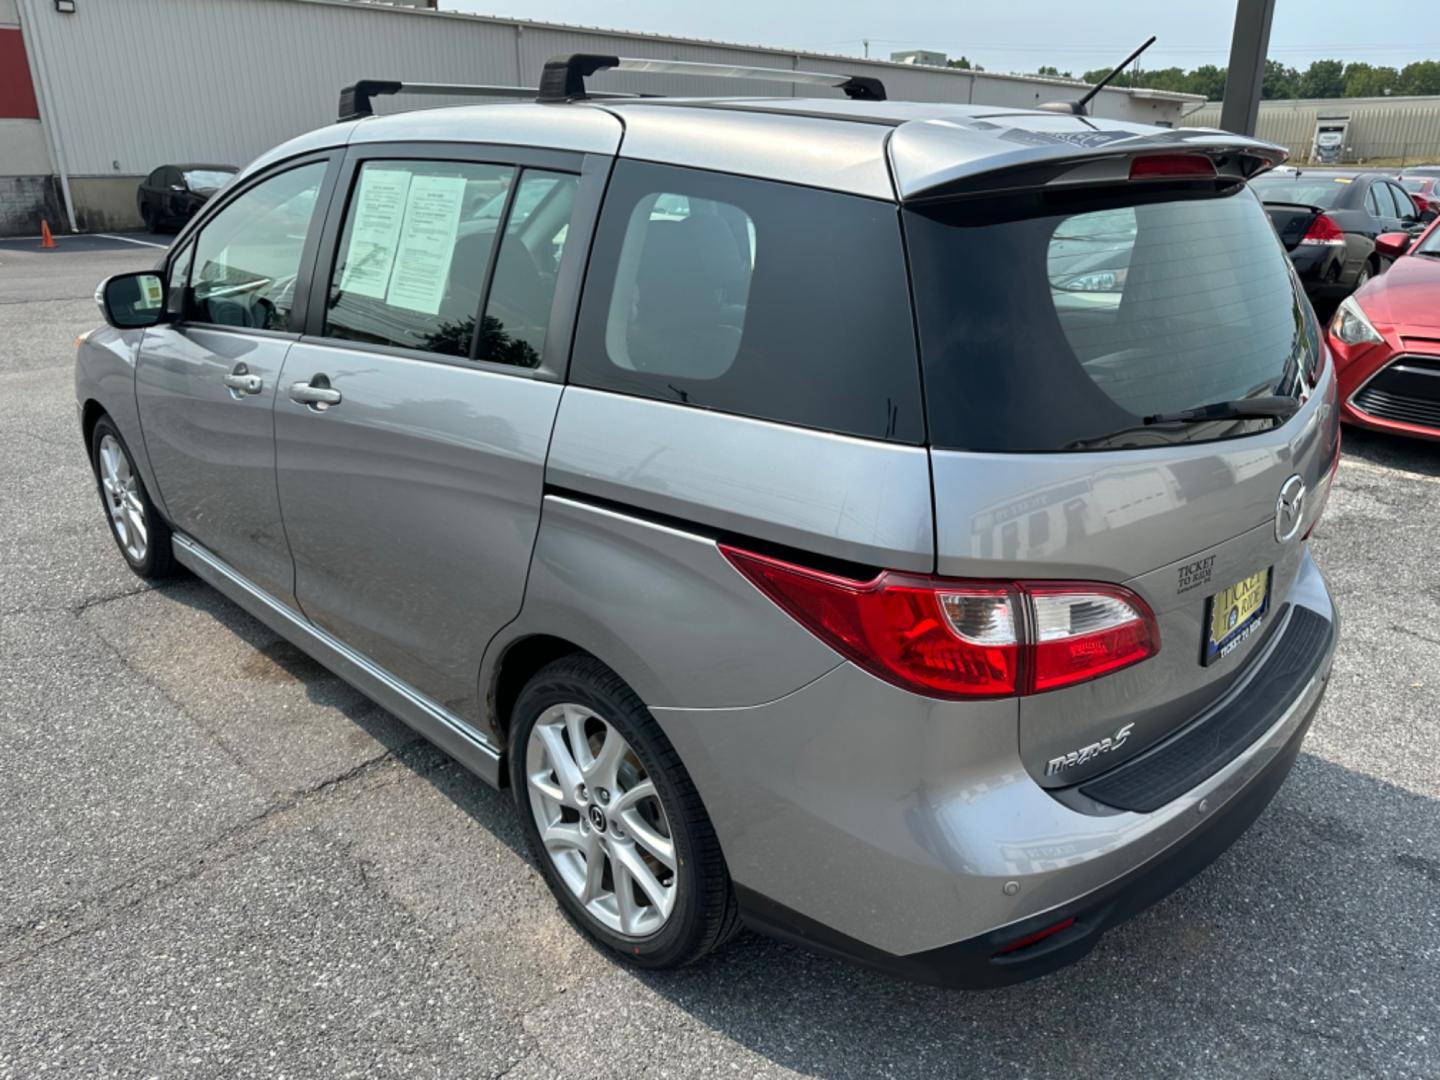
994;917;1077;956
1300;213;1345;246
720;545;1159;700
1128;154;1217;180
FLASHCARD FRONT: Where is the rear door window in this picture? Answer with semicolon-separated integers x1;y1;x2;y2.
906;184;1316;452
570;161;922;444
325;161;577;365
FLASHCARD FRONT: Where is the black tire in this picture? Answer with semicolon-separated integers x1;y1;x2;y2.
508;653;741;969
1355;258;1374;289
90;415;176;579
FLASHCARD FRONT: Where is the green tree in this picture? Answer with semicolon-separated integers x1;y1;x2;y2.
1399;60;1440;95
947;56;972;70
1187;64;1228;100
1081;67;1110;84
1344;62;1400;97
1036;65;1071;78
1262;59;1300;99
1297;58;1345;99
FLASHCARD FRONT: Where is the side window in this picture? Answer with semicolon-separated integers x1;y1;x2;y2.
478;170;578;367
186;162;326;331
146;168;164;187
1366;184;1384;218
1390;184;1415;219
570;161;923;444
325;161;576;365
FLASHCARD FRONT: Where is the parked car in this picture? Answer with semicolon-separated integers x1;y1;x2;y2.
1398;174;1440;221
1328;215;1440;441
77;57;1341;989
1250;170;1424;301
136;163;237;231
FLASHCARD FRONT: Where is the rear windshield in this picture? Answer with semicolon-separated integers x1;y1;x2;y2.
1248;176;1349;208
905;184;1315;452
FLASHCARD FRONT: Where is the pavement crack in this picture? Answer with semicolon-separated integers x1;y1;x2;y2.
70;583;159;614
0;743;427;970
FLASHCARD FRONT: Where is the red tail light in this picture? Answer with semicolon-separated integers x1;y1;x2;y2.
1128;154;1217;180
1300;213;1345;246
720;545;1159;699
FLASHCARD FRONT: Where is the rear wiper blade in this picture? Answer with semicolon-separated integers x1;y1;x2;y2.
1143;395;1300;426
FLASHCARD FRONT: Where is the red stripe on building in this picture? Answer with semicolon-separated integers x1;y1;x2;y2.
0;29;41;120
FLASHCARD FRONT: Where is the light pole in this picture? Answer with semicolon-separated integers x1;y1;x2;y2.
1219;0;1279;136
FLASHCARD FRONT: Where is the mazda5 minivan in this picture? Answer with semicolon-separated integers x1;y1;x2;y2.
79;56;1340;987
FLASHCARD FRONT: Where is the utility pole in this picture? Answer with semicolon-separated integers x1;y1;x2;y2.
1220;0;1279;136
863;39;869;59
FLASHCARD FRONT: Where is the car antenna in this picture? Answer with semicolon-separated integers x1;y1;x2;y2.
1039;35;1157;116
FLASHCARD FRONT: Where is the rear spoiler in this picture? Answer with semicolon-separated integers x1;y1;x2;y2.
891;122;1289;203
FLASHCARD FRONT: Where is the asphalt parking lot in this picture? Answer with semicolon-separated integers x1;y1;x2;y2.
2;239;1438;1080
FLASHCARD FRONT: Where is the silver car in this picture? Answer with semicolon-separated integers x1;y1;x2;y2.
78;56;1340;988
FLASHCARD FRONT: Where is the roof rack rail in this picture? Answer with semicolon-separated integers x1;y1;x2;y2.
338;79;641;121
536;54;886;104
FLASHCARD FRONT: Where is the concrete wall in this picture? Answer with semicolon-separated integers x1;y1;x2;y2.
16;0;1202;232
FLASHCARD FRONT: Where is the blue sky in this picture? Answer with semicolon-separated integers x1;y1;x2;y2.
448;0;1439;75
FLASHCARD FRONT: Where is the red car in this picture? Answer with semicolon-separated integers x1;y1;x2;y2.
1399;174;1440;219
1328;215;1440;440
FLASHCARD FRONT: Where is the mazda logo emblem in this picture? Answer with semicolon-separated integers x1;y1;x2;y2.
1275;474;1306;542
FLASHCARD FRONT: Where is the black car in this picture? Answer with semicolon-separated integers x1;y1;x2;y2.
1249;170;1425;301
136;163;237;232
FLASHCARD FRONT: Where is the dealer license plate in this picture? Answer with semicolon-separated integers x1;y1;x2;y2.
1202;568;1272;666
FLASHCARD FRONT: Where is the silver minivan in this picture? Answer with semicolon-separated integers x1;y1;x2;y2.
78;56;1340;987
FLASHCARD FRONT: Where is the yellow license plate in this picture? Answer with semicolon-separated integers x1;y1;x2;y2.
1203;568;1272;666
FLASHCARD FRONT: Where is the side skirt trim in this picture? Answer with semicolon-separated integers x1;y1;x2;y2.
172;534;504;788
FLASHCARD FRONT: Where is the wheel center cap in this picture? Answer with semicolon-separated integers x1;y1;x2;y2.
587;804;607;832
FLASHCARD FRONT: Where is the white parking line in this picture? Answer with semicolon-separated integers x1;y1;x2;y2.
95;234;168;249
1339;457;1440;485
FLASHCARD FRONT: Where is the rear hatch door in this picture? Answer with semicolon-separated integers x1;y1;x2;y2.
903;167;1340;788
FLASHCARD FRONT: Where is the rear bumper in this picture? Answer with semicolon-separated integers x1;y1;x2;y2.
655;551;1337;986
738;686;1322;988
1289;246;1348;298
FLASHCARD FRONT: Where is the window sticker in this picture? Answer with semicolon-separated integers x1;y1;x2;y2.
339;168;411;299
386;174;467;315
138;275;164;309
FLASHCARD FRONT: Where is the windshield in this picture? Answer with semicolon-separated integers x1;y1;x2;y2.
183;169;235;191
905;184;1316;452
1248;176;1350;208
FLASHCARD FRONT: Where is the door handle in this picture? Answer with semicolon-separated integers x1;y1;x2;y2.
288;377;342;409
221;364;263;396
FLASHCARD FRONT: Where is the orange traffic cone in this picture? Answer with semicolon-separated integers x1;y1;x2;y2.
40;220;56;249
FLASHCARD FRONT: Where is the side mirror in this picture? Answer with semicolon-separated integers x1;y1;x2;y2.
96;272;168;329
1422;208;1439;225
1375;232;1413;260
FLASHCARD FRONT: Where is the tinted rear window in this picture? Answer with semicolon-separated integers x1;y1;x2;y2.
906;184;1315;452
571;161;923;444
1248;176;1350;208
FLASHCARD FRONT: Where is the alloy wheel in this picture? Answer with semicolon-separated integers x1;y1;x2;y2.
98;434;148;563
525;703;677;937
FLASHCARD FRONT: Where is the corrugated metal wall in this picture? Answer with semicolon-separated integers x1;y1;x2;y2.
1186;97;1440;164
20;0;1197;177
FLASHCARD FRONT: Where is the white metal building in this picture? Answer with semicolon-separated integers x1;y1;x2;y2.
0;0;1203;235
1184;95;1440;166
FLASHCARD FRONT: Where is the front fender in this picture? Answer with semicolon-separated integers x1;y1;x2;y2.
75;324;169;519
